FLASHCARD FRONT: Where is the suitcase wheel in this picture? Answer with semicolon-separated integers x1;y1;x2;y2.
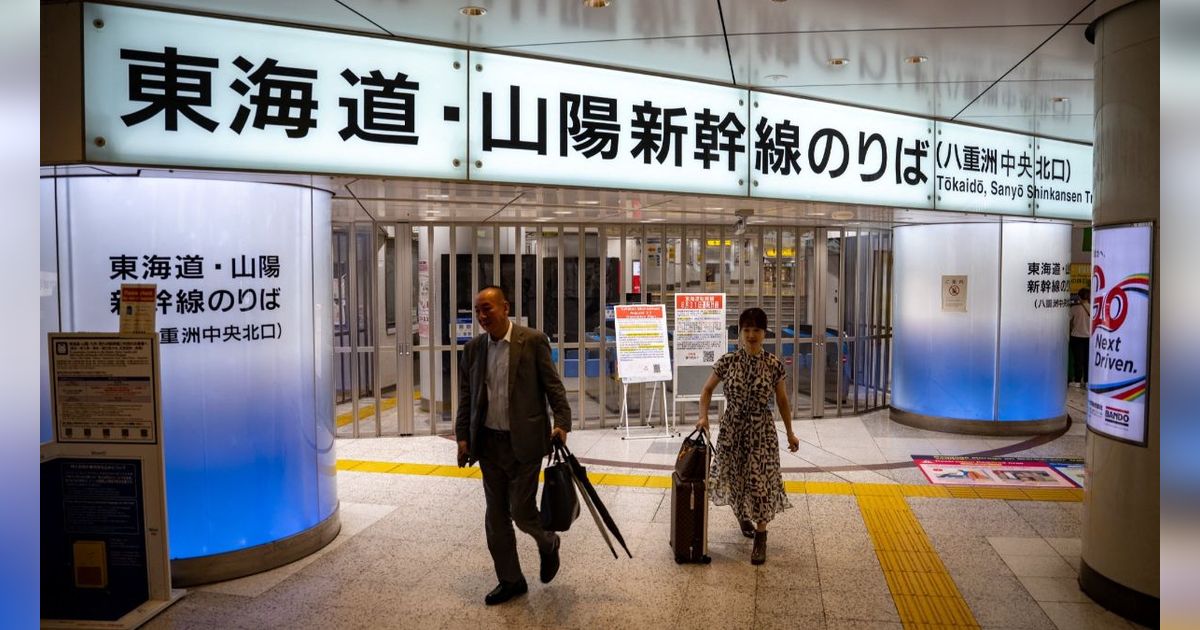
674;555;685;564
701;555;712;564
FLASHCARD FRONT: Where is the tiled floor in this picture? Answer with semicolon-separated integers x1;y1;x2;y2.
146;387;1146;630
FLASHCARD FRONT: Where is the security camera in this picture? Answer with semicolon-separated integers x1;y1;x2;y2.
734;208;753;235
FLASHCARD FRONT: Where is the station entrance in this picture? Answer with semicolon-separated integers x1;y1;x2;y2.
332;220;892;438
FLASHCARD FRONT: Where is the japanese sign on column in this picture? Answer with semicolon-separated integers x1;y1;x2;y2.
469;52;749;196
83;3;467;178
613;304;672;382
1087;223;1153;446
673;293;726;365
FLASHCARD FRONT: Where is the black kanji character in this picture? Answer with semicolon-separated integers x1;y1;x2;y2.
203;326;221;343
222;325;243;342
1000;150;1016;177
980;148;998;174
156;289;173;315
176;289;205;314
182;327;201;343
142;254;171;280
339;69;419;144
754;117;802;176
1017;153;1034;178
110;289;121;314
630;101;687;166
1028;262;1040;275
160;327;179;344
482;85;547;155
936;141;960;170
110;255;138;280
231;255;257;279
175;255;204;279
962;145;980;172
560;93;619;159
260;255;280;278
230;56;319;138
119;47;219;132
262;323;280;339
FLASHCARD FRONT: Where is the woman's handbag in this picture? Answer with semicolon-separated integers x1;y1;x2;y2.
675;428;709;482
540;439;581;532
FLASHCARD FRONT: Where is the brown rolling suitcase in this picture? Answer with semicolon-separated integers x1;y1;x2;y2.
670;427;711;564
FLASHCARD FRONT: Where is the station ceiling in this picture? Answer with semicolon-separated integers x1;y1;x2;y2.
108;0;1097;227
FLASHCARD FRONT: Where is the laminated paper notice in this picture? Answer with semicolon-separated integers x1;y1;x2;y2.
941;275;967;312
673;293;726;366
613;304;672;383
50;334;160;444
119;283;158;335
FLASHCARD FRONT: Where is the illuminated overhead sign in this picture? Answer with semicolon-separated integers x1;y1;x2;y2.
468;52;749;196
751;92;934;209
77;3;1092;218
83;3;468;178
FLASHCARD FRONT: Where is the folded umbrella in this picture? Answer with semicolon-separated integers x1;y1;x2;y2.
571;470;618;559
557;439;633;558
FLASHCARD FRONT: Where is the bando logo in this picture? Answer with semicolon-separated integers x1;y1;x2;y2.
1104;406;1130;427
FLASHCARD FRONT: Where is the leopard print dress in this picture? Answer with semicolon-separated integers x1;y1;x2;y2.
709;348;793;523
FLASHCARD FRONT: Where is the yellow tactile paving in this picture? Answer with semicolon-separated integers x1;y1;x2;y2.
333;459;1082;506
334;396;401;428
857;494;981;630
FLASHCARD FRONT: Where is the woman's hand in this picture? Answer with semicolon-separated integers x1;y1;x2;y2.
786;431;799;452
696;417;710;432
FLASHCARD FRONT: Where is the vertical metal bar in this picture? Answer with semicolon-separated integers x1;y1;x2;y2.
773;227;782;357
422;226;434;435
448;226;458;435
347;222;360;438
536;227;544;332
557;225;565;378
394;222;406;436
493;225;500;287
514;226;523;324
992;221;1004;422
470;226;479;338
756;226;765;310
598;225;607;428
372;225;382;437
836;229;846;416
794;228;804;418
577;225;586;428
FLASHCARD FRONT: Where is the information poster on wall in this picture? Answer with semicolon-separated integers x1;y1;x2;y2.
613;304;671;382
941;275;967;312
673;293;726;366
49;334;161;444
1087;223;1153;446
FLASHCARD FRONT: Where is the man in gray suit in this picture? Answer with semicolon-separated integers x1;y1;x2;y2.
456;285;572;605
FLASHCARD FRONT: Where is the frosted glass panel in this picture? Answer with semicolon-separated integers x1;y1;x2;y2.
997;223;1071;420
892;224;999;420
50;176;333;559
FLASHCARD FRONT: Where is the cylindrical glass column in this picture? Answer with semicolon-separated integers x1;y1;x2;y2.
42;175;337;584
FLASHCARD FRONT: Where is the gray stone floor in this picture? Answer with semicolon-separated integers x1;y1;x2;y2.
146;387;1145;629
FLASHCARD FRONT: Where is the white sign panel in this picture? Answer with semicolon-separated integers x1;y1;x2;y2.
469;52;749;196
751;91;934;208
941;275;967;312
673;293;726;366
1087;223;1152;446
50;334;160;444
83;3;467;178
1033;138;1093;220
613;304;672;382
934;122;1035;215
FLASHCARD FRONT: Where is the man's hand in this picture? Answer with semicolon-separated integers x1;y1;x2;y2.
551;426;568;446
457;440;471;468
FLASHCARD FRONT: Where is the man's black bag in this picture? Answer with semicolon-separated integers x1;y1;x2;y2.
540;441;580;531
675;428;709;481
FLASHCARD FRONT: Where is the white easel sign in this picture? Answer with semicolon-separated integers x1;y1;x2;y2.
613;304;672;382
673;293;726;366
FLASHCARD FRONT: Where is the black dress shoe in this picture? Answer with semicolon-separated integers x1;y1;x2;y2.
484;580;528;606
540;535;561;584
739;519;755;538
751;531;767;565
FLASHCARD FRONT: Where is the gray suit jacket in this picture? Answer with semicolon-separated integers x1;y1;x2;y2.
456;324;572;463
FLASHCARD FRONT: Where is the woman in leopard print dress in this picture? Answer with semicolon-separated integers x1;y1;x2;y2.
696;307;799;565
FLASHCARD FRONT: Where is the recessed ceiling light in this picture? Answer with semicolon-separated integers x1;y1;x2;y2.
904;55;928;65
765;73;788;82
553;210;574;215
575;200;600;205
1051;96;1070;103
827;57;850;66
645;217;666;222
805;210;826;217
459;6;486;16
535;217;552;222
704;206;725;211
423;193;449;199
583;0;610;7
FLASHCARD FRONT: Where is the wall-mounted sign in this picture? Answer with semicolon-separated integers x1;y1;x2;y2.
934;122;1035;216
83;3;467;178
468;51;749;196
751;91;934;209
1087;223;1152;446
613;304;671;382
49;334;161;444
1032;138;1093;220
941;275;967;312
673;293;726;366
